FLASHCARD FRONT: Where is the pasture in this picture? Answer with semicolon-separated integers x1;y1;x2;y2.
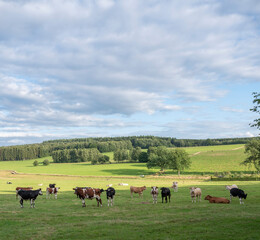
0;144;260;239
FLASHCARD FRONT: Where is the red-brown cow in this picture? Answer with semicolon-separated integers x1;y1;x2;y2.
46;187;60;199
16;187;33;199
73;187;104;207
204;195;230;204
130;186;146;198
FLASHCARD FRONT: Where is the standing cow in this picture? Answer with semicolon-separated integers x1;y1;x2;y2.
161;187;171;203
73;187;104;207
46;187;60;199
16;187;33;199
105;187;116;206
190;187;202;203
230;188;247;204
151;186;159;204
172;182;178;192
18;189;43;208
130;186;146;198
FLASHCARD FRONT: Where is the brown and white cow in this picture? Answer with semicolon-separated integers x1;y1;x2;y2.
16;187;33;199
130;186;146;198
151;186;159;204
73;187;104;207
46;187;60;199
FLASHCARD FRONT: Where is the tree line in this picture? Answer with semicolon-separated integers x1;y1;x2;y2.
0;136;259;162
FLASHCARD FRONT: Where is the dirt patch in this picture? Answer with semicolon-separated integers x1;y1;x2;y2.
232;146;245;150
191;152;201;156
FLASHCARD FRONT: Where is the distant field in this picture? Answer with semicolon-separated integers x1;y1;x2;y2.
0;144;252;177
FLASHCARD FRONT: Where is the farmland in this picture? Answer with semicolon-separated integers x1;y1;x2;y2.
0;144;260;240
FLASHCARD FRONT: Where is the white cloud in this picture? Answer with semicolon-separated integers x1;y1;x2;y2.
0;0;259;145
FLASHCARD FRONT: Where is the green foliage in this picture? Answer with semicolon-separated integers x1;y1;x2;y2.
147;146;190;174
147;146;170;171
130;147;142;162
138;152;148;162
43;159;50;166
167;148;191;175
33;160;39;166
114;149;129;162
97;154;110;164
250;92;260;130
242;139;260;172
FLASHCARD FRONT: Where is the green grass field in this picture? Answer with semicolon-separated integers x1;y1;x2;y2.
0;144;259;240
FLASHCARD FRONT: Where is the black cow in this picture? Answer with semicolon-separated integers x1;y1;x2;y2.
105;187;116;207
230;188;247;204
161;187;171;203
49;183;56;188
18;189;43;208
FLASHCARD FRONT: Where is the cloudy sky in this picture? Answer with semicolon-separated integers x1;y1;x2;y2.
0;0;260;146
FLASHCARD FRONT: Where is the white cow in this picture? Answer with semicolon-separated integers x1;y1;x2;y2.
189;187;202;203
151;186;159;204
172;182;178;192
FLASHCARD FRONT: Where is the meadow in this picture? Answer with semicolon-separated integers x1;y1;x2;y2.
0;144;259;240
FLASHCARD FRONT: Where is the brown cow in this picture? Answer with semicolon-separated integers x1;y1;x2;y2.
46;187;60;199
16;187;33;199
130;186;146;198
73;187;104;207
204;195;230;204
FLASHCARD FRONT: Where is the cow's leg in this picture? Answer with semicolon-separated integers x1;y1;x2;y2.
55;193;57;199
162;196;164;203
155;195;157;204
82;199;86;207
230;194;232;202
107;197;110;207
30;199;33;208
20;199;24;208
165;196;168;203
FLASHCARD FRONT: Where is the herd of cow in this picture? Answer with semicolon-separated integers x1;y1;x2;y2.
15;182;248;208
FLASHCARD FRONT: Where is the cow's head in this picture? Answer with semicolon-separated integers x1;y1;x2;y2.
38;189;43;195
204;195;211;200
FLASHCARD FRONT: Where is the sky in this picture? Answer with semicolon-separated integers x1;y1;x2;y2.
0;0;260;147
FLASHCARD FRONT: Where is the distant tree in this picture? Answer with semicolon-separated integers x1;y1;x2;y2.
242;140;260;172
33;160;39;166
43;159;50;166
147;146;169;171
130;147;142;162
98;154;110;164
114;149;129;162
138;152;148;163
250;92;260;130
168;149;191;176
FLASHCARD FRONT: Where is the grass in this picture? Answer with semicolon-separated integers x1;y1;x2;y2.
0;171;260;240
0;144;259;239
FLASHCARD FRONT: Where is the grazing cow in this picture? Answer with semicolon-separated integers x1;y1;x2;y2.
46;187;60;199
204;195;230;204
73;187;88;198
49;183;56;188
151;186;159;204
18;189;43;208
225;184;238;190
16;187;33;199
161;187;171;203
73;187;104;207
190;187;202;203
105;187;116;206
130;186;146;198
172;182;178;192
7;181;12;184
230;188;247;204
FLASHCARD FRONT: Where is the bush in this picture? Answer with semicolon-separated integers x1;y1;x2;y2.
43;159;50;166
33;160;39;166
98;155;110;164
